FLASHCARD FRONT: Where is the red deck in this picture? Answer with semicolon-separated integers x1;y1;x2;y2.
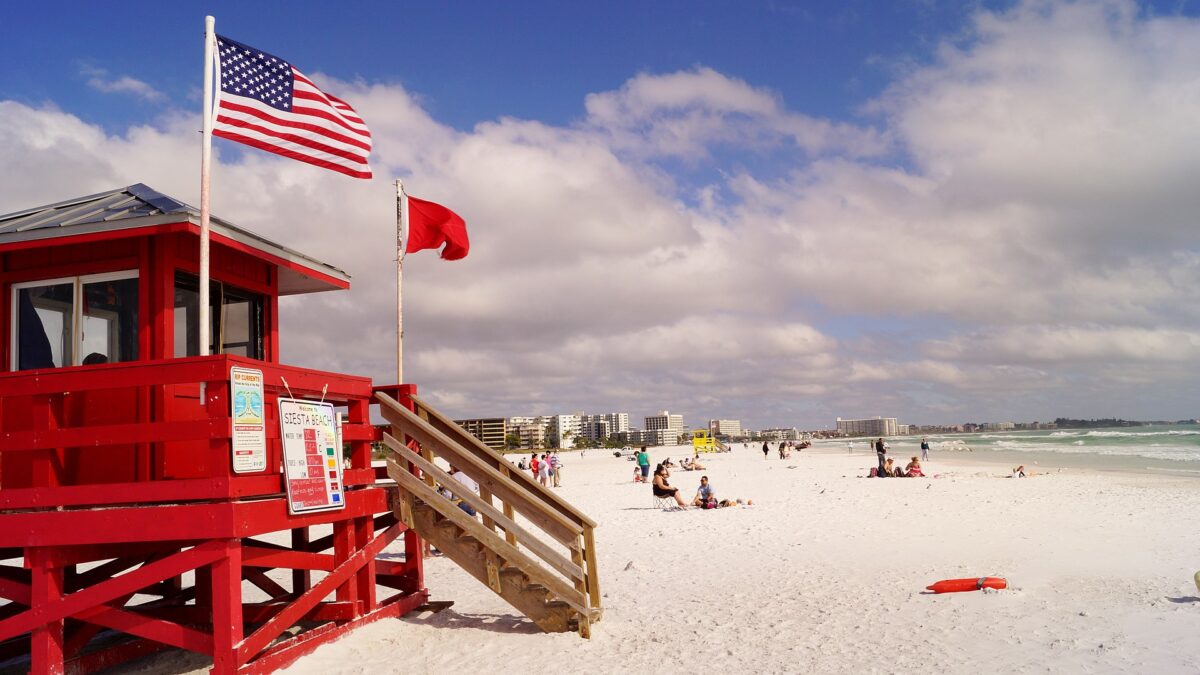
0;355;426;674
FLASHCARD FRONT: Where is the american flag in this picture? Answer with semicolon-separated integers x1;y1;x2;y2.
214;34;372;179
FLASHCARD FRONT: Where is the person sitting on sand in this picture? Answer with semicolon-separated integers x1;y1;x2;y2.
652;463;688;508
1013;465;1026;478
883;457;896;477
690;452;706;471
663;457;676;468
905;457;924;478
691;475;716;507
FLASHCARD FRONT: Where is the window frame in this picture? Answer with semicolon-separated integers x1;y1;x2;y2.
10;269;139;371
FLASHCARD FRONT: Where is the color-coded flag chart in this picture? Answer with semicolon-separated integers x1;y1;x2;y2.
279;398;345;514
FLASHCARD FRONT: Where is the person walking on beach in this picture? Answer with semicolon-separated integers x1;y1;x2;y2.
847;440;853;454
920;438;930;462
875;438;887;477
762;441;770;459
636;446;651;482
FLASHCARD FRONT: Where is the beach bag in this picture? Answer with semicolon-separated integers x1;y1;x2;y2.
868;467;878;478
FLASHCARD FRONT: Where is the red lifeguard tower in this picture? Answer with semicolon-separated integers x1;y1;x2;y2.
0;185;601;674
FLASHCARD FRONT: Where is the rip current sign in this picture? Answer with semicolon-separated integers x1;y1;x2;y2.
230;367;267;473
279;398;345;514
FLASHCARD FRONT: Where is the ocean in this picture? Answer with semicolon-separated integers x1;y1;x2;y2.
833;424;1200;475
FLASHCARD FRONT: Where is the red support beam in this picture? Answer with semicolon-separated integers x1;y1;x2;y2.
0;542;225;640
237;524;401;666
241;546;333;571
1;418;229;454
210;540;242;674
0;488;392;547
29;555;64;675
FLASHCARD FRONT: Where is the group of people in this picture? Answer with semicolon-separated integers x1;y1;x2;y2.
647;449;751;510
872;437;930;477
761;440;809;459
518;452;563;487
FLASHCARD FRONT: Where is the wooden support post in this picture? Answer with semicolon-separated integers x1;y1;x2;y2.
583;526;601;612
332;521;358;610
291;528;311;596
210;539;243;675
30;551;65;675
498;466;517;546
354;515;376;612
484;551;503;594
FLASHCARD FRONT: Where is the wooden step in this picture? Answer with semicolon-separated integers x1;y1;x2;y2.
455;534;482;550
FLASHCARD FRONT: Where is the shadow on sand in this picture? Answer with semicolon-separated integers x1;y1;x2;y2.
406;608;541;635
1165;596;1200;604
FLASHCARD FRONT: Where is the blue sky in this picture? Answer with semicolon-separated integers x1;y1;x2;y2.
4;1;1200;430
2;1;1008;131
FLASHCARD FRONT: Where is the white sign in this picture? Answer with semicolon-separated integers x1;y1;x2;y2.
230;366;267;473
278;398;345;514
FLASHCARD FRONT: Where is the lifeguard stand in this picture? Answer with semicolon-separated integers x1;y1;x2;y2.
0;184;603;675
0;184;430;673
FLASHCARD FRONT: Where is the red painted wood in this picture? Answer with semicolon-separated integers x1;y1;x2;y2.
0;542;225;640
241;546;334;571
236;524;401;665
29;556;65;675
0;488;392;547
233;591;426;675
0;210;424;673
211;540;243;673
2;419;229;453
63;636;170;675
0;476;281;509
0;575;31;604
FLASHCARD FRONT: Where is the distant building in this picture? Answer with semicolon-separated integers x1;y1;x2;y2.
983;422;1015;431
836;417;899;437
645;411;684;445
548;414;582;449
580;412;630;442
454;417;507;450
760;427;800;441
508;416;548;449
709;419;743;437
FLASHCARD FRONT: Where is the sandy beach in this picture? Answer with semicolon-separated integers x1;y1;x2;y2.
262;444;1200;674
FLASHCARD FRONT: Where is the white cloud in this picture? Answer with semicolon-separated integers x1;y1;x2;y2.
81;66;164;102
4;0;1200;428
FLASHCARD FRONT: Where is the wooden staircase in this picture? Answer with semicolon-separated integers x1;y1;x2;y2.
377;392;602;637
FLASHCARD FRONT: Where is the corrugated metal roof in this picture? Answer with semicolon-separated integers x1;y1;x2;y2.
0;184;350;295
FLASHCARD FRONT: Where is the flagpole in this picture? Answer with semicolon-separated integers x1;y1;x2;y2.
199;15;215;358
395;179;408;384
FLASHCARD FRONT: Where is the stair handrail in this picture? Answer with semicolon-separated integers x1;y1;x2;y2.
382;433;585;584
375;391;601;616
407;395;597;529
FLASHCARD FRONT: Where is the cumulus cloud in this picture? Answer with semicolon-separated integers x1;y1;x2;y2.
81;65;164;102
583;67;888;160
3;0;1200;428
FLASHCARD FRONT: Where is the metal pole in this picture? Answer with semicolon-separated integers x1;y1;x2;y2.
395;179;408;384
199;15;215;358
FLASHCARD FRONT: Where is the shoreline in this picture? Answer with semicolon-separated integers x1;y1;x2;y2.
803;438;1200;479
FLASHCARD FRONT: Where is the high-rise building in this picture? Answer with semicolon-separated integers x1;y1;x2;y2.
709;419;742;437
580;412;630;441
548;414;582;449
644;411;684;445
760;427;800;441
454;417;508;450
836;417;899;437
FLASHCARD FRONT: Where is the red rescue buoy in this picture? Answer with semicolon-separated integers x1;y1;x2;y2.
926;577;1007;593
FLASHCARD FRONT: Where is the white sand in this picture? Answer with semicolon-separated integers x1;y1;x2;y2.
276;446;1200;672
